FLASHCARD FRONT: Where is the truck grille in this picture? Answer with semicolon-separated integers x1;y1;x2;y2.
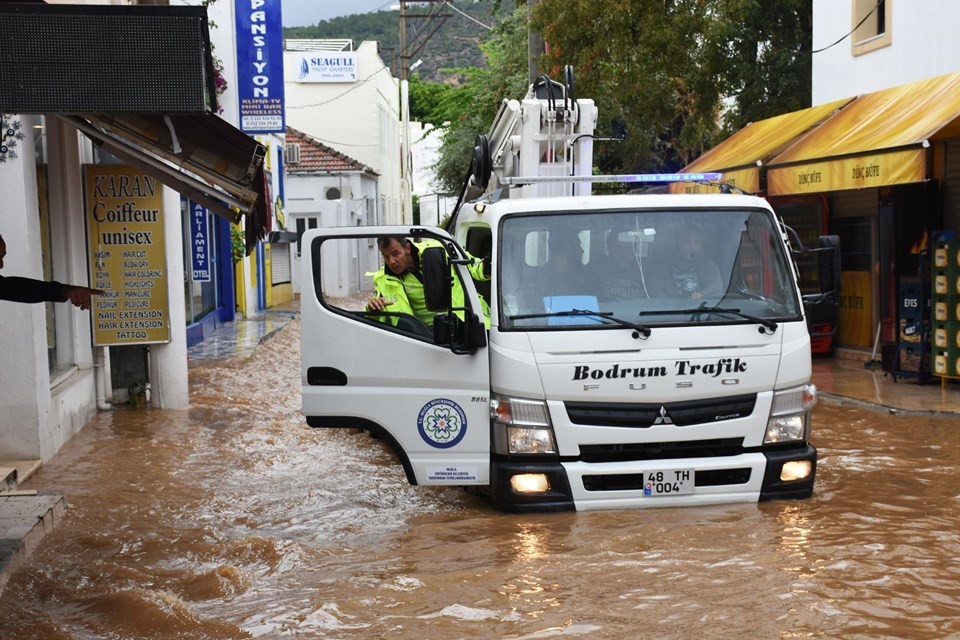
565;394;757;427
578;437;745;463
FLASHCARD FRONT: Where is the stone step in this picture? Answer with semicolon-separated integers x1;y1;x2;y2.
0;493;65;597
0;468;15;494
0;460;41;495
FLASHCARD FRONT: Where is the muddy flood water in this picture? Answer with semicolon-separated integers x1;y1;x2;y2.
2;318;960;639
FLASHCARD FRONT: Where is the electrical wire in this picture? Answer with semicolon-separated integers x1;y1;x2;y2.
811;0;883;54
285;64;394;110
443;1;493;30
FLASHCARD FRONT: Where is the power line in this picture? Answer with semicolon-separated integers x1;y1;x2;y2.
811;0;883;54
285;65;394;110
443;1;492;30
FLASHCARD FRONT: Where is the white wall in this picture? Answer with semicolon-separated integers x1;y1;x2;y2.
284;41;402;225
409;122;458;226
813;1;960;104
286;172;380;298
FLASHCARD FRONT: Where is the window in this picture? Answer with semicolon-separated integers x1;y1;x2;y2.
852;0;891;55
499;210;800;330
296;217;318;257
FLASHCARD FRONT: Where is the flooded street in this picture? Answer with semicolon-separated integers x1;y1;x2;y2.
2;318;960;639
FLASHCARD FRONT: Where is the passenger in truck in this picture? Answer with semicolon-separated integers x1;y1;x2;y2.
592;226;653;301
0;234;104;310
647;226;723;300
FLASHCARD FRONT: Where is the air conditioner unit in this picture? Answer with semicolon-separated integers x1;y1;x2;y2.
285;143;301;164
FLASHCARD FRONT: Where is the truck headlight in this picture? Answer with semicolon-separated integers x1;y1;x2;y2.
764;383;816;444
491;394;557;455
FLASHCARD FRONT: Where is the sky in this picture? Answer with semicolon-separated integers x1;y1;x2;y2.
281;0;395;28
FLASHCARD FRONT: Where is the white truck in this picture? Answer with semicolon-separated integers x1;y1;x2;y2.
301;72;832;511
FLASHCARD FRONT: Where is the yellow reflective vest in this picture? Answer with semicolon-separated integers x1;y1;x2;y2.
368;239;490;329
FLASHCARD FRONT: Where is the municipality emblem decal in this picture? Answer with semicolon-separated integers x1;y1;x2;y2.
418;398;467;449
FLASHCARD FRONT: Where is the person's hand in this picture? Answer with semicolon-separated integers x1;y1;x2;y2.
366;296;394;312
62;285;105;310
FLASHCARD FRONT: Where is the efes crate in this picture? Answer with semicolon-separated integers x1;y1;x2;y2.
932;324;960;349
932;347;960;378
932;300;960;322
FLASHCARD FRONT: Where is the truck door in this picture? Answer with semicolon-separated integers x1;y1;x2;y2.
300;227;491;486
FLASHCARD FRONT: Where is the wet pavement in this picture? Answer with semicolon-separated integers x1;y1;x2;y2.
0;308;301;598
1;306;958;605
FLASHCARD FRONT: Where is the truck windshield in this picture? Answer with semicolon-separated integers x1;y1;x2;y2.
499;208;801;330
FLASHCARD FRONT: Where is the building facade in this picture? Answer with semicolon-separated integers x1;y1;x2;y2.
283;127;380;299
283;40;404;227
0;0;282;464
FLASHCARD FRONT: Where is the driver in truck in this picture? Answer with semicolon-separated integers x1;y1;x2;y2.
366;235;491;328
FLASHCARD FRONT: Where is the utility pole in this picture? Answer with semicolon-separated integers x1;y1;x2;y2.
399;1;408;82
528;0;542;84
397;1;448;224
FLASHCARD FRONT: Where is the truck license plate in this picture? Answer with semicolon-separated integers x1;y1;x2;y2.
643;469;694;496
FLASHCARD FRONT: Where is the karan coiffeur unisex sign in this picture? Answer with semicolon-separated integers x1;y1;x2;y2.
85;165;170;346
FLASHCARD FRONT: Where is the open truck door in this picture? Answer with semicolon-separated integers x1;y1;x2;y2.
300;226;491;486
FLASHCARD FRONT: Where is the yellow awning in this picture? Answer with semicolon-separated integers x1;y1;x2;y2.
767;71;960;195
669;98;852;194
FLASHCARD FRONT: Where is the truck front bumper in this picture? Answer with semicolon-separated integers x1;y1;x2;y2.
489;444;817;512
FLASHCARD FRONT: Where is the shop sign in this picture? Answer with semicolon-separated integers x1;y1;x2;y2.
235;0;286;133
768;148;926;195
85;165;170;346
189;200;211;282
291;52;358;83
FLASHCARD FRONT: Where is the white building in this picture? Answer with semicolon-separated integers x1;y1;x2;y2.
0;1;274;464
283;40;404;227
812;0;960;104
410;121;458;227
283;127;380;298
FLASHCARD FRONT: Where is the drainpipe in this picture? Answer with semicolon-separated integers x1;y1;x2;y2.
95;346;112;410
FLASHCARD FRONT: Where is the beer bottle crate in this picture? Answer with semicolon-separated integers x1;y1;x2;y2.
932;346;960;378
932;241;960;272
932;271;960;295
932;299;960;323
932;323;960;349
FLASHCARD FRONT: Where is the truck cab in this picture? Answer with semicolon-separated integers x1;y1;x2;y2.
301;190;818;511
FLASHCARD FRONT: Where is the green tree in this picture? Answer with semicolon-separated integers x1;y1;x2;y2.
432;5;530;194
530;0;811;171
531;0;725;172
707;0;812;136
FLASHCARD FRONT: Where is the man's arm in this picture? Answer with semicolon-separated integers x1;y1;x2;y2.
0;275;104;309
0;274;67;304
464;251;491;282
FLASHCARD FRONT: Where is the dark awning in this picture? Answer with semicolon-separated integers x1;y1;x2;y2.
58;113;268;245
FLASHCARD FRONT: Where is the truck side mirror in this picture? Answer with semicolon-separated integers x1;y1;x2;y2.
421;246;453;311
433;311;487;355
816;235;841;295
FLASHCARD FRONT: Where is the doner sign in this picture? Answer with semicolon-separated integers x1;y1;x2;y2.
85;165;171;346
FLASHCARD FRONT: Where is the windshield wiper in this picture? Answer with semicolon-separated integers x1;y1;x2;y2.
637;304;778;334
509;309;652;339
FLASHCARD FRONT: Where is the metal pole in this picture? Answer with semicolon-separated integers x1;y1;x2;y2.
527;0;542;84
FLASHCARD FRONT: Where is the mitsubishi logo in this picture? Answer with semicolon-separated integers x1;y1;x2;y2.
652;406;673;425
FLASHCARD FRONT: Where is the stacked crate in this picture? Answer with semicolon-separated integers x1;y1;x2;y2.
932;235;960;379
